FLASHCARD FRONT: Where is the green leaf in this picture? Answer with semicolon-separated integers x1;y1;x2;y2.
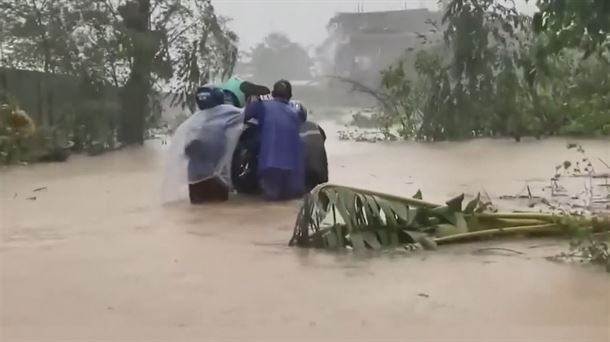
431;206;457;225
412;207;432;226
402;230;437;250
362;231;382;250
333;190;355;230
376;197;399;226
363;195;384;226
464;193;481;214
334;224;345;248
435;223;458;238
413;189;423;200
455;212;469;234
389;231;400;247
323;231;339;249
400;230;420;244
389;202;410;223
446;194;464;212
349;232;366;251
532;13;544;33
377;229;390;246
418;235;438;251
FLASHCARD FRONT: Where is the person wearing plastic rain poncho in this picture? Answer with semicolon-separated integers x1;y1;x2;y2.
162;85;244;204
243;80;305;201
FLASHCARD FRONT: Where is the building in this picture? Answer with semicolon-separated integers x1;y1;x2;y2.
317;8;442;84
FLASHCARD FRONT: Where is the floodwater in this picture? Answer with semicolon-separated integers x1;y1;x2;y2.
1;120;609;341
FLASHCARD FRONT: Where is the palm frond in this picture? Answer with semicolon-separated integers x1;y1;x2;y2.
289;184;610;251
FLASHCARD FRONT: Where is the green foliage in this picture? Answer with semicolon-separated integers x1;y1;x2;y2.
373;0;610;141
249;33;313;83
533;0;610;57
0;0;238;153
412;49;454;140
166;2;239;109
290;184;609;252
117;0;237;144
378;61;419;137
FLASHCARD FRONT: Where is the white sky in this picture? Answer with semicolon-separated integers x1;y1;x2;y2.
212;0;538;50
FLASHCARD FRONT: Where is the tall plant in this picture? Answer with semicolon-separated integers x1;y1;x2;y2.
1;0;239;147
113;0;238;144
369;0;610;141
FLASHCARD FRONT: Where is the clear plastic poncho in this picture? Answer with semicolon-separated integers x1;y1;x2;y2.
162;104;244;203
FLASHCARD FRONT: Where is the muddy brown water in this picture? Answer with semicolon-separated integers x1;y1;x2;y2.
1;123;609;341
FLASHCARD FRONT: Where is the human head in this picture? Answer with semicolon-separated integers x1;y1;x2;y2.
271;79;292;101
195;85;225;110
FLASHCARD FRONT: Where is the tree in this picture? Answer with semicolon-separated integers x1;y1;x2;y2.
532;0;610;57
112;0;238;144
1;0;239;146
249;33;312;83
366;0;610;141
0;0;110;126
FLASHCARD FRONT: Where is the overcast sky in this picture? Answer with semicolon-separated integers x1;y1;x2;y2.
212;0;538;50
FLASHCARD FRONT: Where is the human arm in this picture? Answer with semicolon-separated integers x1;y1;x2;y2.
318;125;327;142
244;100;263;123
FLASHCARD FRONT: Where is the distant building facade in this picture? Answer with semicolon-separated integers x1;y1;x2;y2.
317;9;442;84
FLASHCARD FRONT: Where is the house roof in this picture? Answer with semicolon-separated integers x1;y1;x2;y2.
327;8;442;34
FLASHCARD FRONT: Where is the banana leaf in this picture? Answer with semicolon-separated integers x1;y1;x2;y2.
289;184;610;252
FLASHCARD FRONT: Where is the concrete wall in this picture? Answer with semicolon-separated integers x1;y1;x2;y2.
0;68;185;128
0;68;119;126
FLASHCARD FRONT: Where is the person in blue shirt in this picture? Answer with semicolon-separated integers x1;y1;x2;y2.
223;76;271;195
244;80;305;201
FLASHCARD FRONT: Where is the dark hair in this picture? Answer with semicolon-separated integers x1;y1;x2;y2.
271;79;292;100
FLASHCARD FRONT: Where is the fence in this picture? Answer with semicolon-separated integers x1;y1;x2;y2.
0;67;119;126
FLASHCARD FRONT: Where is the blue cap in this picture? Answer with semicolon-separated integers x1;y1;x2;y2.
196;85;225;110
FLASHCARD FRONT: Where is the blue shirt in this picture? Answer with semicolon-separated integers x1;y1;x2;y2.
244;98;304;173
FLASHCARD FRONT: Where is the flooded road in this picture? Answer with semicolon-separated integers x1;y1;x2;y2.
1;123;609;341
